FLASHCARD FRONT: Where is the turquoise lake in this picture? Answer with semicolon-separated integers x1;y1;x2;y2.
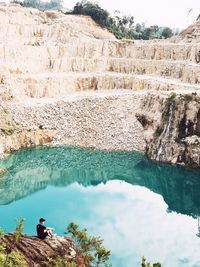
0;146;200;266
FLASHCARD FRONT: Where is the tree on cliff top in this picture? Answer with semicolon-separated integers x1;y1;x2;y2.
161;27;173;39
12;0;63;10
69;1;135;39
69;1;174;40
67;222;112;267
70;1;109;27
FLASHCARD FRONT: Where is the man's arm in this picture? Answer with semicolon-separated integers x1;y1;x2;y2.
46;227;54;230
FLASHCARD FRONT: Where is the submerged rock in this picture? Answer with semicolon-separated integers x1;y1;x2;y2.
0;167;6;176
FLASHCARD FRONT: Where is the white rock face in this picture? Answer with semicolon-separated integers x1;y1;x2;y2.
0;5;200;167
11;90;146;152
179;19;200;42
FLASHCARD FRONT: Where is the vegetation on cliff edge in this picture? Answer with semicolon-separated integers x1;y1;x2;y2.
12;0;63;10
67;222;112;267
68;1;175;40
12;0;175;40
0;219;27;267
0;220;161;266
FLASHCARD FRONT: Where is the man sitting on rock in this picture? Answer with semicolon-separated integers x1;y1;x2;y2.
36;218;54;239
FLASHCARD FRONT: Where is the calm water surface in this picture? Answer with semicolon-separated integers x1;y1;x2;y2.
0;146;200;267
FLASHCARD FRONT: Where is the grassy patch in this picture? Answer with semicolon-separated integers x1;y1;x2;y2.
154;127;164;138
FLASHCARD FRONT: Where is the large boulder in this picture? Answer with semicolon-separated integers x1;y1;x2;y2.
0;234;85;267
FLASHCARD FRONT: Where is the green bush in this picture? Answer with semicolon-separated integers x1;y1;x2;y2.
0;218;27;267
67;222;112;267
69;1;174;40
12;0;63;10
141;256;161;267
42;257;77;267
71;1;109;28
2;251;27;267
154;127;164;138
161;27;173;39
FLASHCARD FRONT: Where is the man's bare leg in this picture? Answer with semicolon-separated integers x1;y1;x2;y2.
47;229;53;238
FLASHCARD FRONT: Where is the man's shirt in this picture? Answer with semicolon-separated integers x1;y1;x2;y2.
36;224;47;239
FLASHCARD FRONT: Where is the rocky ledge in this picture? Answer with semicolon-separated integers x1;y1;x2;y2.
0;234;85;267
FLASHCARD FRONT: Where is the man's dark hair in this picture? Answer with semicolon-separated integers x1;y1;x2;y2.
39;218;45;223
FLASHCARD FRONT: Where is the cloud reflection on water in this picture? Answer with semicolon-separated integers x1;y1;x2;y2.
0;147;200;266
71;181;200;267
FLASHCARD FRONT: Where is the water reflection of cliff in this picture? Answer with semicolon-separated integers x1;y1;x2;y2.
0;146;200;217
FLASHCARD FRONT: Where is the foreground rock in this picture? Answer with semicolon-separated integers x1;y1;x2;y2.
0;234;85;267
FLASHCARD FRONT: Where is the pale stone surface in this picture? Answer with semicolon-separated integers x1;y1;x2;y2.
178;19;200;42
0;234;85;267
0;129;56;158
10;91;146;153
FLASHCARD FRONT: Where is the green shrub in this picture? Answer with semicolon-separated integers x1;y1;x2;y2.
161;27;173;39
12;0;63;10
67;222;112;267
141;256;161;267
154;127;164;138
42;257;77;267
0;218;27;267
169;92;177;101
69;1;174;40
71;1;109;28
182;94;193;102
3;251;27;267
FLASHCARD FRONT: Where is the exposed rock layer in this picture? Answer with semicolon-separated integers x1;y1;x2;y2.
0;234;85;267
140;93;200;167
0;5;200;167
179;19;200;42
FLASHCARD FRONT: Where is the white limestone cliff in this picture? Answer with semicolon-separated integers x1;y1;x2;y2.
0;4;200;168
